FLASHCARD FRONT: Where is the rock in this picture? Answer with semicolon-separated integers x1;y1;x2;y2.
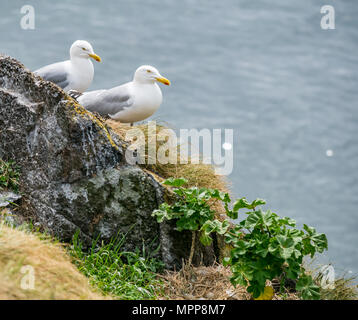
0;55;218;269
0;191;21;207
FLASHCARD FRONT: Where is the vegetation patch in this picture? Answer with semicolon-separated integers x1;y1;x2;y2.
158;263;300;300
0;159;20;192
152;177;331;300
68;232;166;300
0;222;107;300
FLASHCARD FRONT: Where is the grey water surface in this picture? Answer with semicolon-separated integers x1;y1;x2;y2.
1;0;357;276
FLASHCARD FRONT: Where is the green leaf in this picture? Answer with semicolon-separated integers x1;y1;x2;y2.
163;177;188;187
212;190;231;203
151;203;174;223
223;256;231;267
251;198;267;208
303;224;316;235
232;198;266;213
201;219;230;236
310;233;328;252
268;240;279;253
232;198;251;212
296;274;321;300
199;232;213;246
247;280;266;299
176;217;198;231
276;235;295;248
280;246;294;259
244;211;261;229
225;227;243;245
184;209;195;218
199;220;226;246
285;260;301;280
256;247;269;258
230;272;248;288
261;210;274;228
279;216;297;227
231;240;249;256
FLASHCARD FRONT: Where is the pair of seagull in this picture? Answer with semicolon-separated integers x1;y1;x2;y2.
34;40;170;124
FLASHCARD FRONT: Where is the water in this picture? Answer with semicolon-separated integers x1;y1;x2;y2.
1;0;357;276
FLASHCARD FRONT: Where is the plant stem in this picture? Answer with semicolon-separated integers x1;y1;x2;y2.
188;231;196;266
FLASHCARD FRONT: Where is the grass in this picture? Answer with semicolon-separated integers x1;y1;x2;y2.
311;266;358;300
319;275;358;300
0;159;20;192
1;215;356;300
68;231;166;300
157;262;300;300
0;221;108;300
158;263;253;300
106;120;229;193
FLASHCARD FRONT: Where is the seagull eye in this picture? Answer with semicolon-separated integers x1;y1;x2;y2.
82;47;87;51
147;70;151;73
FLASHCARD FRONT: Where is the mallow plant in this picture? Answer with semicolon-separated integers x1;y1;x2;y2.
152;178;328;300
223;198;328;299
152;177;230;265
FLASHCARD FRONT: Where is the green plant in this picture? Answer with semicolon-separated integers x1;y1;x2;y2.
0;159;20;192
152;177;230;265
223;200;328;300
152;177;329;300
68;231;165;300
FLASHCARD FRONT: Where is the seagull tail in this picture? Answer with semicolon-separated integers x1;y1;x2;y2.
68;90;83;101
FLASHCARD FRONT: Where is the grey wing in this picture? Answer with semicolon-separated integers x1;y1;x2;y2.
78;85;134;116
34;62;70;89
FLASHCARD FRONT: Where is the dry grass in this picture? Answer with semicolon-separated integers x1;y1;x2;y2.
319;276;358;300
106;120;229;193
156;263;299;300
0;222;109;300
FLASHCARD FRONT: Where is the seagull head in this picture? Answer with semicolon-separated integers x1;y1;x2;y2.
70;40;101;62
133;65;170;86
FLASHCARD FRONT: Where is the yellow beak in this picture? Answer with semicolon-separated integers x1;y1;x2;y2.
156;76;171;86
88;53;101;62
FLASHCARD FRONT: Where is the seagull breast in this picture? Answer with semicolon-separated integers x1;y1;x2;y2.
116;82;163;123
68;58;94;93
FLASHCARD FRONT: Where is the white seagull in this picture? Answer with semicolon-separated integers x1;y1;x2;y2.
70;65;170;125
34;40;101;93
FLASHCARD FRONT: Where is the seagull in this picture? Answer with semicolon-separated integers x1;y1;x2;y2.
69;65;170;125
34;40;101;93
